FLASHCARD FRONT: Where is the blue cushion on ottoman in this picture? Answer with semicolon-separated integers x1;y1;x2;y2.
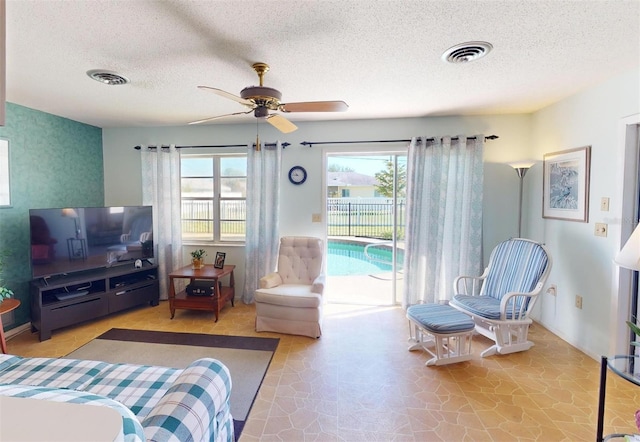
407;303;475;334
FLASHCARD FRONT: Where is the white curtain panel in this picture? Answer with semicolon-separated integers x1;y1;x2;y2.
402;135;484;308
242;141;282;303
141;145;183;300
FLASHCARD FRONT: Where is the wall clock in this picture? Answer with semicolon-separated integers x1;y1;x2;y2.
288;166;307;185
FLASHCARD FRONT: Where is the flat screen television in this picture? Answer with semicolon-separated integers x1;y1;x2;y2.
29;205;154;279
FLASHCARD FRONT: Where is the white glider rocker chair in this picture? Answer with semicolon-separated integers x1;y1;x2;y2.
255;236;325;338
449;238;552;357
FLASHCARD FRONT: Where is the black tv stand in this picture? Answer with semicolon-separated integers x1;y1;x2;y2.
30;262;159;341
55;290;89;301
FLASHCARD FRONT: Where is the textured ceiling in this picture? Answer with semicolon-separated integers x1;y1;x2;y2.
5;0;640;129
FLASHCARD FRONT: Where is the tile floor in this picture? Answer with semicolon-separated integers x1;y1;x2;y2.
5;300;640;441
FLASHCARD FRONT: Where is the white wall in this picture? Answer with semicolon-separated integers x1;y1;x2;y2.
527;67;640;358
103;115;531;298
103;68;640;359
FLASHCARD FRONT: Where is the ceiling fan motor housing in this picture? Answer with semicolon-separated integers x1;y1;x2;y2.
241;86;282;110
191;62;346;131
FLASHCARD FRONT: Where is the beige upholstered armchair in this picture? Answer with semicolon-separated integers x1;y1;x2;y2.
255;236;325;338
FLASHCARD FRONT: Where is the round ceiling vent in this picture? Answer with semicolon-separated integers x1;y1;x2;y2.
442;41;493;64
86;69;130;85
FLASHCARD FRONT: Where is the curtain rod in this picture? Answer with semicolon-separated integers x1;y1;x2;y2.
299;135;498;147
134;142;290;150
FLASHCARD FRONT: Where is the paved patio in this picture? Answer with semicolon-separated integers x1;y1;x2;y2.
326;272;404;305
326;236;404;306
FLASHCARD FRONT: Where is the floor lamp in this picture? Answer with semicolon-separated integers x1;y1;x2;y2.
509;162;535;238
615;223;640;271
61;207;81;239
614;222;640;353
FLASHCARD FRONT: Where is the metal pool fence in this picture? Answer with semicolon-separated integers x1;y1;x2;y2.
181;200;246;238
326;198;406;239
181;197;406;239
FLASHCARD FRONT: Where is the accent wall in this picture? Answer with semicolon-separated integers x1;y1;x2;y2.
0;103;103;329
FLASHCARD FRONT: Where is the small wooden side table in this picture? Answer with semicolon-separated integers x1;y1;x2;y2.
0;298;21;354
168;264;235;322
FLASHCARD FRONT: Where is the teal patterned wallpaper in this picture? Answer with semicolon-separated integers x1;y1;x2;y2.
0;102;103;330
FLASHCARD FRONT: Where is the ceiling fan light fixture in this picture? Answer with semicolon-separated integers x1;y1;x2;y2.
254;106;269;118
442;41;493;64
86;69;130;85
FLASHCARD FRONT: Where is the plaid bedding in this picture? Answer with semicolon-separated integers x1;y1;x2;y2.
0;354;21;371
84;363;182;417
143;358;233;442
0;356;108;389
0;355;234;442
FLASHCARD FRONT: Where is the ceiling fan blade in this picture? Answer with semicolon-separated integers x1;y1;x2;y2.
188;110;253;125
266;114;298;133
197;86;254;106
279;100;348;113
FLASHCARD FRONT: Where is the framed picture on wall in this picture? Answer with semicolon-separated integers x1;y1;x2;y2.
214;252;226;269
0;139;10;207
543;146;591;222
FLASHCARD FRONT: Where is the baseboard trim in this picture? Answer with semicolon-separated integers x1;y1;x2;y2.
6;323;31;340
533;319;599;361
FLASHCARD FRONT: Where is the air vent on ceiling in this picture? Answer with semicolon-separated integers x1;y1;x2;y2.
442;41;493;64
86;69;130;85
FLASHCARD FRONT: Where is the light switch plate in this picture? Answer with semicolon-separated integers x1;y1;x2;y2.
600;197;610;211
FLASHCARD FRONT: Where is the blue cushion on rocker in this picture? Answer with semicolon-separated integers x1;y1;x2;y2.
450;294;526;320
450;240;550;321
450;295;502;320
407;303;475;333
481;240;548;301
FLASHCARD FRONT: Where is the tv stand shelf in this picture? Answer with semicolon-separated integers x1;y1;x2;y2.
30;263;159;341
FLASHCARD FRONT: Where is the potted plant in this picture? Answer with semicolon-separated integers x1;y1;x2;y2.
0;251;13;303
629;319;640;347
0;286;13;303
190;249;206;269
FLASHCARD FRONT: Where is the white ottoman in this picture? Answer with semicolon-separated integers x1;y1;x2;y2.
407;303;475;366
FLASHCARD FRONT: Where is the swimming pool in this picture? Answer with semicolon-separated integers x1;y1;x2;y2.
327;240;403;276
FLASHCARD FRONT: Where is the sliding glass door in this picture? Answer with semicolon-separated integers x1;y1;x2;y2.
325;152;406;305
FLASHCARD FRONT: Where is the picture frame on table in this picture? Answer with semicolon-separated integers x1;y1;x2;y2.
543;146;591;222
214;252;226;269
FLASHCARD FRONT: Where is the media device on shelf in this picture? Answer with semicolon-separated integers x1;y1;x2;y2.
29;205;154;280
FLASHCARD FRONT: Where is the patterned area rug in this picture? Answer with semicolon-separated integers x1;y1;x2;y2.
66;328;279;440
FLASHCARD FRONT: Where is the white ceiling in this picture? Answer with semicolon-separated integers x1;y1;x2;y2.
6;0;640;129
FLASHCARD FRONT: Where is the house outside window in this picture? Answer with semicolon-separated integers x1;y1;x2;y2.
341;189;350;197
180;154;247;242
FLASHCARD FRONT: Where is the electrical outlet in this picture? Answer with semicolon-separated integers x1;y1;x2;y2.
311;213;321;223
575;295;583;309
547;284;557;296
595;223;608;237
601;197;610;211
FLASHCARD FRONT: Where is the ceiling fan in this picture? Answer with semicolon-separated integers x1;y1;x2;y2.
189;62;348;133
